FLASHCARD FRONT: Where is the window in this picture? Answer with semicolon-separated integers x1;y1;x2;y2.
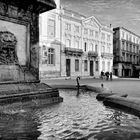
130;55;132;62
133;37;135;43
126;43;128;51
48;48;55;65
107;62;110;71
47;19;55;37
101;33;105;40
84;28;88;35
90;30;94;36
75;59;79;71
95;45;98;52
96;61;98;71
137;46;139;53
65;23;71;31
107;46;110;53
133;46;135;53
66;39;71;47
126;34;129;40
130;45;132;52
95;31;98;38
129;35;132;41
122;41;125;50
75;40;79;49
137;39;139;44
137;56;139;64
84;60;88;71
90;43;94;51
75;25;80;33
107;35;111;41
122;31;124;39
84;42;87;52
102;61;105;71
102;46;105;53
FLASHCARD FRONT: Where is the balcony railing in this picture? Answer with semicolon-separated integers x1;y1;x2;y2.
88;51;98;57
64;47;83;56
101;53;113;58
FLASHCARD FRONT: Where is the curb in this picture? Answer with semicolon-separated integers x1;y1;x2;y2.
103;95;140;115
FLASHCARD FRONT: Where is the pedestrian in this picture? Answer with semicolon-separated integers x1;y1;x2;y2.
110;72;112;81
105;71;109;80
101;71;104;79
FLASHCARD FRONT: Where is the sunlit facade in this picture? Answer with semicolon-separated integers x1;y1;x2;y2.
39;0;113;79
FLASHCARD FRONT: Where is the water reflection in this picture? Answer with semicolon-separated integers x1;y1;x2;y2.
0;90;139;140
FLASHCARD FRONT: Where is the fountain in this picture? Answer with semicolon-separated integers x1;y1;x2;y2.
0;0;63;105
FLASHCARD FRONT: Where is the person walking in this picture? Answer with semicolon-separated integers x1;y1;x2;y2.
101;71;104;79
110;72;113;81
105;71;109;80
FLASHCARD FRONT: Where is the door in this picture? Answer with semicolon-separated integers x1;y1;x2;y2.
90;61;94;76
66;59;71;77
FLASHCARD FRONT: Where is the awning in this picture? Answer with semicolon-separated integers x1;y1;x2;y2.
135;66;140;70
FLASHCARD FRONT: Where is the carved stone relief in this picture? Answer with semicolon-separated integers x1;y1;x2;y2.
0;31;17;64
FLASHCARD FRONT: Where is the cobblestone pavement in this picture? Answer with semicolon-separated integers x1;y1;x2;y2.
41;78;140;98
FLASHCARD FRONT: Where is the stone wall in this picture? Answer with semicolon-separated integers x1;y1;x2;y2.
0;1;39;81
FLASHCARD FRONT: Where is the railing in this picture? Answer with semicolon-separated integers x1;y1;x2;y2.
64;47;83;56
101;53;113;58
88;51;98;57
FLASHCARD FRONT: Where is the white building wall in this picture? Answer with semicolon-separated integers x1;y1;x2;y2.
39;0;113;79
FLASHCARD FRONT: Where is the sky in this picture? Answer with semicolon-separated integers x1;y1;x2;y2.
61;0;140;35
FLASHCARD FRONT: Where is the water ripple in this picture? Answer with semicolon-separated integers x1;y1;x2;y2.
0;89;140;140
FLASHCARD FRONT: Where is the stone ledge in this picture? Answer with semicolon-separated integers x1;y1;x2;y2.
0;83;63;105
103;95;140;115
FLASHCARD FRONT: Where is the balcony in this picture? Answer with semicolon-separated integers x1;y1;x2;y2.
101;53;113;58
88;51;98;58
64;47;83;57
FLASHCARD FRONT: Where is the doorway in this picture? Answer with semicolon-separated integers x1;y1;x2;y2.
90;61;94;76
66;59;71;77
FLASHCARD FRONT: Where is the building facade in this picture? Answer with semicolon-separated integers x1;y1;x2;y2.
39;0;113;79
113;27;140;77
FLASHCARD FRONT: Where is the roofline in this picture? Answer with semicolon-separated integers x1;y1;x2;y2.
62;7;112;32
62;8;86;18
113;27;140;38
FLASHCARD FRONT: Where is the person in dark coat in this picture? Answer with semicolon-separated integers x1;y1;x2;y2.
105;71;109;80
101;71;104;79
110;72;113;81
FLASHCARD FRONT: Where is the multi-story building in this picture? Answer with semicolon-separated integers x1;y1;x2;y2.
39;0;113;79
113;27;140;77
